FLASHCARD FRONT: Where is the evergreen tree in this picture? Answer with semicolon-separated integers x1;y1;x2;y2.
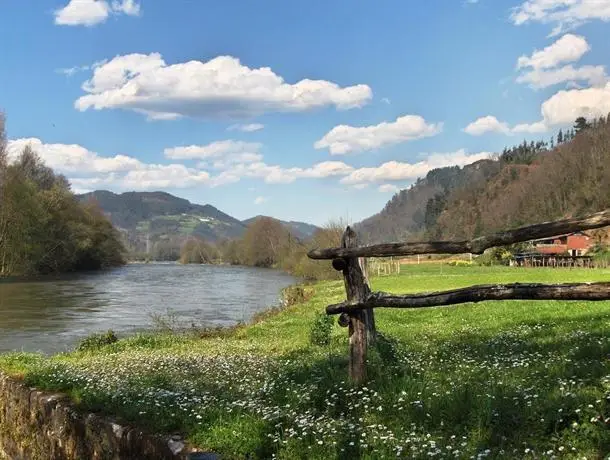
574;117;589;132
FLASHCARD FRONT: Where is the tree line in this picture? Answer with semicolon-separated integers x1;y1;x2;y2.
178;216;344;280
0;113;126;276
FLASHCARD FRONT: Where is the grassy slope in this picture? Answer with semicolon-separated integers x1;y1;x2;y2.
1;266;609;459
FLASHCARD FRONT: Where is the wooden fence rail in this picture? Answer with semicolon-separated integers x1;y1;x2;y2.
307;208;610;383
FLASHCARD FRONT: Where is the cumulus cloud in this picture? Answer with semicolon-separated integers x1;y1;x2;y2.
515;34;607;89
254;196;268;205
164;140;262;160
54;0;140;26
213;160;355;185
340;150;491;186
511;0;610;35
378;184;399;193
517;64;607;89
314;115;442;155
6;138;142;173
464;116;547;135
538;83;610;125
467;83;610;135
227;123;265;132
463;116;511;135
74;53;372;120
516;34;590;70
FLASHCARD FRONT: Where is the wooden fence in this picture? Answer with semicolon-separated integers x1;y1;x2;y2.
307;209;610;383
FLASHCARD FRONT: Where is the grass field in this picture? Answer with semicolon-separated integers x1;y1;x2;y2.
1;266;609;459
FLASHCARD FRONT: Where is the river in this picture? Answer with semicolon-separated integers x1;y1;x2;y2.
0;263;297;355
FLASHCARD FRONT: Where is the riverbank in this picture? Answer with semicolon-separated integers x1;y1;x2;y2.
1;265;609;458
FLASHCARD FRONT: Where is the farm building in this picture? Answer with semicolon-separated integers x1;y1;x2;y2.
531;232;592;256
510;232;595;267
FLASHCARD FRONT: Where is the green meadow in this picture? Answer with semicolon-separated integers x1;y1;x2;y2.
1;265;609;459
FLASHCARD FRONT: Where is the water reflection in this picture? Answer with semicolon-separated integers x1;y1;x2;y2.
0;264;296;354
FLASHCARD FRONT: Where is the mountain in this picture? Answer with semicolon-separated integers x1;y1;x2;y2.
242;216;319;240
77;191;247;255
357;116;610;244
355;159;502;243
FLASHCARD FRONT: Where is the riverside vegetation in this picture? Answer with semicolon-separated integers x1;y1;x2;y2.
1;265;609;459
0;114;125;276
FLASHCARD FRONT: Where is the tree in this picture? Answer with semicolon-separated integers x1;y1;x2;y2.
557;129;563;144
241;217;288;267
574;117;589;132
0;115;125;276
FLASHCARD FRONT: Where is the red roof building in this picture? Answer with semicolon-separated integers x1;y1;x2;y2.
533;232;592;256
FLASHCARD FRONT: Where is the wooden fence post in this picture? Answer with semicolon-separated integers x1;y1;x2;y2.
339;227;373;383
359;257;377;346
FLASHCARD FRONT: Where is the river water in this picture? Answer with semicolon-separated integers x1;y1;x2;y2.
0;263;297;355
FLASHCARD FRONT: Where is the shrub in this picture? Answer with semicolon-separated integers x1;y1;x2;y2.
281;285;314;307
76;330;118;351
447;260;473;267
309;313;334;346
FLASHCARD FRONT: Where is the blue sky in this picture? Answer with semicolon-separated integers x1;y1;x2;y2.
1;0;610;225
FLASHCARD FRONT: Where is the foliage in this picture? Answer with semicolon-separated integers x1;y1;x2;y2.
446;259;473;267
357;116;610;244
2;266;609;459
179;238;220;264
291;219;345;280
76;330;118;352
309;312;334;346
0;115;125;276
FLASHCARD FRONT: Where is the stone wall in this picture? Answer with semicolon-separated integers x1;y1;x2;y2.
0;372;214;460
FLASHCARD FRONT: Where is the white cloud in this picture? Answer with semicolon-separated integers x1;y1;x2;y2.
538;82;610;125
511;0;610;35
515;34;607;89
511;121;548;134
227;123;265;132
465;83;610;134
56;65;91;77
54;0;140;26
75;53;372;120
464;116;547;135
381;97;391;105
6;138;142;173
254;196;268;205
314;115;442;155
164;140;262;160
516;34;590;70
111;0;140;15
517;64;607;89
340;150;491;185
378;184;399;193
463;116;511;135
214;160;354;185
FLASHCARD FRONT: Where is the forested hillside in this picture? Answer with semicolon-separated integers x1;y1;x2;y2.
358;116;610;243
0;114;125;276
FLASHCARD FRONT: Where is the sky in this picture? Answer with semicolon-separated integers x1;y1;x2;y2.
1;0;610;226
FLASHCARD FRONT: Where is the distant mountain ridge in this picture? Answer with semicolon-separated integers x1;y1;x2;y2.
76;190;318;255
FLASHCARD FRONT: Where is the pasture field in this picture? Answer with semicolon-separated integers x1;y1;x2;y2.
1;266;609;459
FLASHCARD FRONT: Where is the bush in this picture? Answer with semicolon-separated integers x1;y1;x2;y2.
281;285;314;307
76;330;118;351
309;313;334;346
447;260;473;267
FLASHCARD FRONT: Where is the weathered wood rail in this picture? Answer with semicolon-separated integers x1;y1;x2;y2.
307;209;610;383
